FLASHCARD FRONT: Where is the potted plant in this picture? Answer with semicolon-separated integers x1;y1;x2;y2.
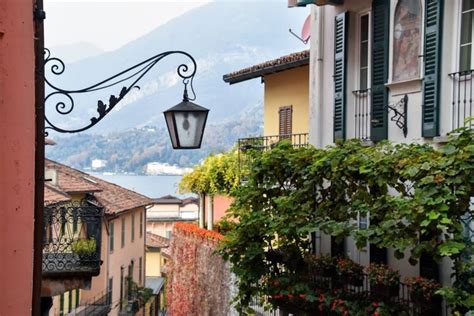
71;237;97;262
366;264;400;298
404;276;441;304
335;257;364;286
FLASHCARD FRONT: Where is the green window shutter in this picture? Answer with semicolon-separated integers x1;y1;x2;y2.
334;11;348;141
422;0;443;137
370;0;390;141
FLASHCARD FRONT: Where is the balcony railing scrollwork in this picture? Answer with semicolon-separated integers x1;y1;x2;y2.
42;199;104;277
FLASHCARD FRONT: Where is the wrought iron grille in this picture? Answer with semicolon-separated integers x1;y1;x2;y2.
352;89;371;141
449;70;474;131
42;199;104;277
75;291;111;316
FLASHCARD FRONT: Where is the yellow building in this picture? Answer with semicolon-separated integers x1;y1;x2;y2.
223;50;309;141
145;232;169;315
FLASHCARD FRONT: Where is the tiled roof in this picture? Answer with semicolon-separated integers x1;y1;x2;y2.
45;159;153;214
153;195;182;204
223;50;309;84
146;232;169;248
181;197;199;206
44;184;71;206
161;246;171;258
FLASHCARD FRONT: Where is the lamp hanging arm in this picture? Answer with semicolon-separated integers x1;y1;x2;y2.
42;49;198;135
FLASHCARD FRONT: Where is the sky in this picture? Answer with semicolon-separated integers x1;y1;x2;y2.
44;0;212;52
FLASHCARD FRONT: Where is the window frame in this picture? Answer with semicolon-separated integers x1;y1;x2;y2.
121;217;125;248
354;10;372;91
109;221;114;253
131;213;135;242
458;0;474;71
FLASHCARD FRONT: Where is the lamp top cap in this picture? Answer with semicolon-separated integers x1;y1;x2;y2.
164;100;209;113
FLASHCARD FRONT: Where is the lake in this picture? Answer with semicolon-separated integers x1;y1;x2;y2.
93;174;187;199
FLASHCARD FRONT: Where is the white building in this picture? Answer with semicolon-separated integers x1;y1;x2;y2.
290;0;473;289
91;159;107;170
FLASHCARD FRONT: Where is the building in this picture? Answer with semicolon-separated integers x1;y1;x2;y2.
45;159;153;316
146;195;199;238
0;1;44;314
145;232;169;316
289;0;473;289
224;50;310;143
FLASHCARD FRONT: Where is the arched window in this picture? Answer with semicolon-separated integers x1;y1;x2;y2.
392;0;422;82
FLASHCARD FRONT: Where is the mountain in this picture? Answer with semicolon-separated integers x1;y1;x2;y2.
45;1;309;171
48;42;104;63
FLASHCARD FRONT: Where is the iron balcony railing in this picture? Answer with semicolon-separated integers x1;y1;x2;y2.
449;70;474;131
238;133;309;152
352;88;371;141
42;199;104;277
237;133;309;182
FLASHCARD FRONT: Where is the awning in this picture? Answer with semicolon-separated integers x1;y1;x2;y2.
145;276;165;295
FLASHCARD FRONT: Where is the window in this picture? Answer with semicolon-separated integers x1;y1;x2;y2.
392;0;421;81
109;222;114;253
75;289;79;308
131;213;135;242
460;0;474;71
166;230;172;239
139;257;143;284
107;278;113;305
278;105;293;136
121;217;125;248
359;14;370;89
120;267;124;310
139;211;143;238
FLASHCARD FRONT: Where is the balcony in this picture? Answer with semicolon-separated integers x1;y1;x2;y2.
238;133;309;152
237;133;309;181
42;199;103;277
448;70;474;131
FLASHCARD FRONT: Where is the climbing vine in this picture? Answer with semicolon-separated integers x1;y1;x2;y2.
179;149;239;196
218;127;474;313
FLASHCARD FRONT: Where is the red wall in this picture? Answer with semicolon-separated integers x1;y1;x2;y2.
0;0;36;314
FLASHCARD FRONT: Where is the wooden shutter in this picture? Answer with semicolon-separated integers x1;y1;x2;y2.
422;0;443;137
334;11;348;141
370;0;390;141
279;106;293;136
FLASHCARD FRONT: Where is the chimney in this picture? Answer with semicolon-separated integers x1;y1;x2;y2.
45;168;58;186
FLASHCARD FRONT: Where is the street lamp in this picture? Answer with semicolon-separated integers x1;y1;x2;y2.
43;49;209;149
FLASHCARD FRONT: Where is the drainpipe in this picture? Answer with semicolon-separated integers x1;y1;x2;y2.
33;0;46;315
310;5;325;148
207;195;214;231
198;193;205;229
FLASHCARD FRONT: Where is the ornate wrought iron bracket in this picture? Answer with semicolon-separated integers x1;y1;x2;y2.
42;48;197;136
386;94;408;138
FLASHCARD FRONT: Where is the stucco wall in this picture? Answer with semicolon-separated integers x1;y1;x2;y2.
264;65;310;136
146;249;162;277
309;0;461;285
0;1;36;314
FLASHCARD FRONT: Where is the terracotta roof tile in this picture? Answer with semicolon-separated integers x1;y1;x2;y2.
44;184;71;206
223;50;309;84
146;232;169;248
45;159;153;214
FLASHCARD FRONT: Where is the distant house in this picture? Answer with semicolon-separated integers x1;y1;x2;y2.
145;232;169;316
45;159;153;316
146;195;199;239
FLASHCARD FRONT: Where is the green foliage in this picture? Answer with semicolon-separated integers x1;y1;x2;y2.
179;149;239;195
71;238;97;257
218;127;474;311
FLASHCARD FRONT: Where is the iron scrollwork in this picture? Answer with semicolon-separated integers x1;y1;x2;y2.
42;199;104;276
386;94;408;138
43;48;197;135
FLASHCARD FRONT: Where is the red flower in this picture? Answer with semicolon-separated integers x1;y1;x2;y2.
299;294;306;299
373;312;380;316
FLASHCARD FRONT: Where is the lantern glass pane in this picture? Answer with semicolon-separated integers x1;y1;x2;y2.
174;111;206;148
165;112;178;148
